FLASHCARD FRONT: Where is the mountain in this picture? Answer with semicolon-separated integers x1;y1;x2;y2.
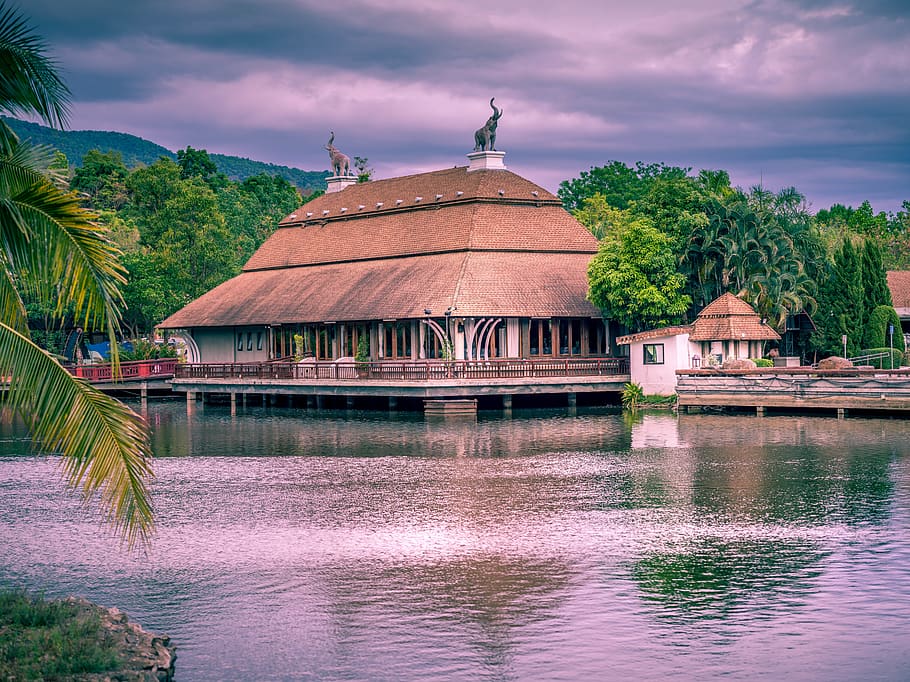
2;116;328;192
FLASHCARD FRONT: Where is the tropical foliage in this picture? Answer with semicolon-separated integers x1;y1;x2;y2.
0;2;151;544
567;160;906;359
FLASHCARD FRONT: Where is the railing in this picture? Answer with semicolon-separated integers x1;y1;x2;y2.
68;358;179;383
174;357;630;382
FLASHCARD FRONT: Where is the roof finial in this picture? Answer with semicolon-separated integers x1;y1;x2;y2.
473;98;502;152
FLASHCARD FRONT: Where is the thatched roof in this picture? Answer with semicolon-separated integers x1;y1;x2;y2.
160;165;600;328
689;292;780;341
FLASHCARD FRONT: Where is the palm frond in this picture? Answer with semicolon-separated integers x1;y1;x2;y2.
0;321;153;545
0;148;126;335
0;3;70;128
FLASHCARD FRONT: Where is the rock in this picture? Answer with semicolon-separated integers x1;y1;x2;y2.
722;358;757;370
817;356;853;370
64;597;177;681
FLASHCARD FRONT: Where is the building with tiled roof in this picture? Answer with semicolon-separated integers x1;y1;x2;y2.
616;293;779;394
160;151;610;363
887;270;910;345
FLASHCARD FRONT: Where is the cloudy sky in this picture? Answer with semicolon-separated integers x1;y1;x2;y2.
22;0;910;212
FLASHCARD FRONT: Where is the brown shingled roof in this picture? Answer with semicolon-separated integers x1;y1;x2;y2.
246;167;594;271
160;251;599;327
887;271;910;312
161;164;600;330
616;326;694;345
688;292;780;341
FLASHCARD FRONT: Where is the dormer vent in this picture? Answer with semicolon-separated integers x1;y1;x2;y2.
415;196;423;203
531;191;539;197
322;209;330;216
456;191;464;197
306;212;313;218
376;202;383;208
289;213;297;219
435;194;443;200
358;204;365;210
498;189;505;196
396;199;403;206
340;207;347;213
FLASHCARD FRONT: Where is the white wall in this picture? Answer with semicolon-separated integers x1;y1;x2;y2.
627;332;692;395
192;326;269;363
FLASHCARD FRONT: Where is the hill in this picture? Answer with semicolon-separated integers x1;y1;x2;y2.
2;116;328;192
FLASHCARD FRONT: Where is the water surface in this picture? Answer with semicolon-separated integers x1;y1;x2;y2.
1;403;908;680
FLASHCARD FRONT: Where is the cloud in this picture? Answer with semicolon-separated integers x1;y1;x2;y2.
21;0;910;212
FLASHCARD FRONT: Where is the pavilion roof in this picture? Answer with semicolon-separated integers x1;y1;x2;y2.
688;292;780;341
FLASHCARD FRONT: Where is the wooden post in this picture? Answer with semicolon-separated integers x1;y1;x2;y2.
502;394;512;410
316;395;324;410
388;396;397;411
756;405;765;417
230;392;237;416
346;396;355;410
306;395;316;409
186;390;195;415
837;407;847;419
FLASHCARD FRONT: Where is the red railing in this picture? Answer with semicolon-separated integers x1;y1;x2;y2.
174;357;629;382
68;358;178;383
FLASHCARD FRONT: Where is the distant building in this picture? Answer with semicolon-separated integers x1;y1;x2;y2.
160;151;613;363
617;293;780;395
887;270;910;346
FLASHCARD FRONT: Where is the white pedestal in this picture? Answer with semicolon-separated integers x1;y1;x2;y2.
466;150;506;171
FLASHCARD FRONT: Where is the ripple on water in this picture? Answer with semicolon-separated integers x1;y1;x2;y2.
1;405;909;680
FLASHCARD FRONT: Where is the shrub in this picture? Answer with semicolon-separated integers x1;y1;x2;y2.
621;382;644;410
752;358;774;367
865;305;905;353
858;347;904;369
119;338;177;361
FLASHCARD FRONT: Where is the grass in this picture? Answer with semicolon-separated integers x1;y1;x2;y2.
0;590;122;679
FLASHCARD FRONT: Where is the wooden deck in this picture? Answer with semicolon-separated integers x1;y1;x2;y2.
171;358;631;406
677;368;910;415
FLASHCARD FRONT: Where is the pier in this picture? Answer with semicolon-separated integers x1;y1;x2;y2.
677;367;910;416
170;358;630;411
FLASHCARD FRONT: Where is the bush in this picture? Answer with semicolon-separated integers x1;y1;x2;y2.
621;382;644;410
865;306;905;353
858;347;904;369
119;338;177;361
752;358;774;367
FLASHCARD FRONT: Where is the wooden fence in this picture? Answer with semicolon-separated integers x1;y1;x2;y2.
68;359;179;383
174;357;630;382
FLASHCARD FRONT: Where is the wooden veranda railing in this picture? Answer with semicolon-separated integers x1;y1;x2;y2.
174;357;630;382
67;358;179;383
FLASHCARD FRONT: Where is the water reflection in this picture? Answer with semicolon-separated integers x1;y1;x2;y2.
632;538;826;624
0;403;908;680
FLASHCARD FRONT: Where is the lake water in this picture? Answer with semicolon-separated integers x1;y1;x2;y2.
1;402;909;680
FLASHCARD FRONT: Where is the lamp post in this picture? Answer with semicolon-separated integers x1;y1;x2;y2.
889;323;895;369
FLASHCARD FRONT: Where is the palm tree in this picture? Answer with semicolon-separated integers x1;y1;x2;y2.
0;4;152;545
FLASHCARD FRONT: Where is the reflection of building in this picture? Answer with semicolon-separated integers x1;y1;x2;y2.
617;293;780;395
160;151;611;364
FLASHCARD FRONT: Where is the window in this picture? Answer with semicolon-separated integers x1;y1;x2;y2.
643;343;664;365
246;332;253;351
237;333;244;351
529;319;552;356
256;332;263;351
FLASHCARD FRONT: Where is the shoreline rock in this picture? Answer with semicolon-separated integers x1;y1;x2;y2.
65;597;176;682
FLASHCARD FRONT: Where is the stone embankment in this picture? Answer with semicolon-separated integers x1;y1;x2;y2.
67;597;176;682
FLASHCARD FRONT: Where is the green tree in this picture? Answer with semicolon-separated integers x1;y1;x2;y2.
587;211;690;331
812;237;863;357
558;160;689;212
70;149;129;210
0;3;151;544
